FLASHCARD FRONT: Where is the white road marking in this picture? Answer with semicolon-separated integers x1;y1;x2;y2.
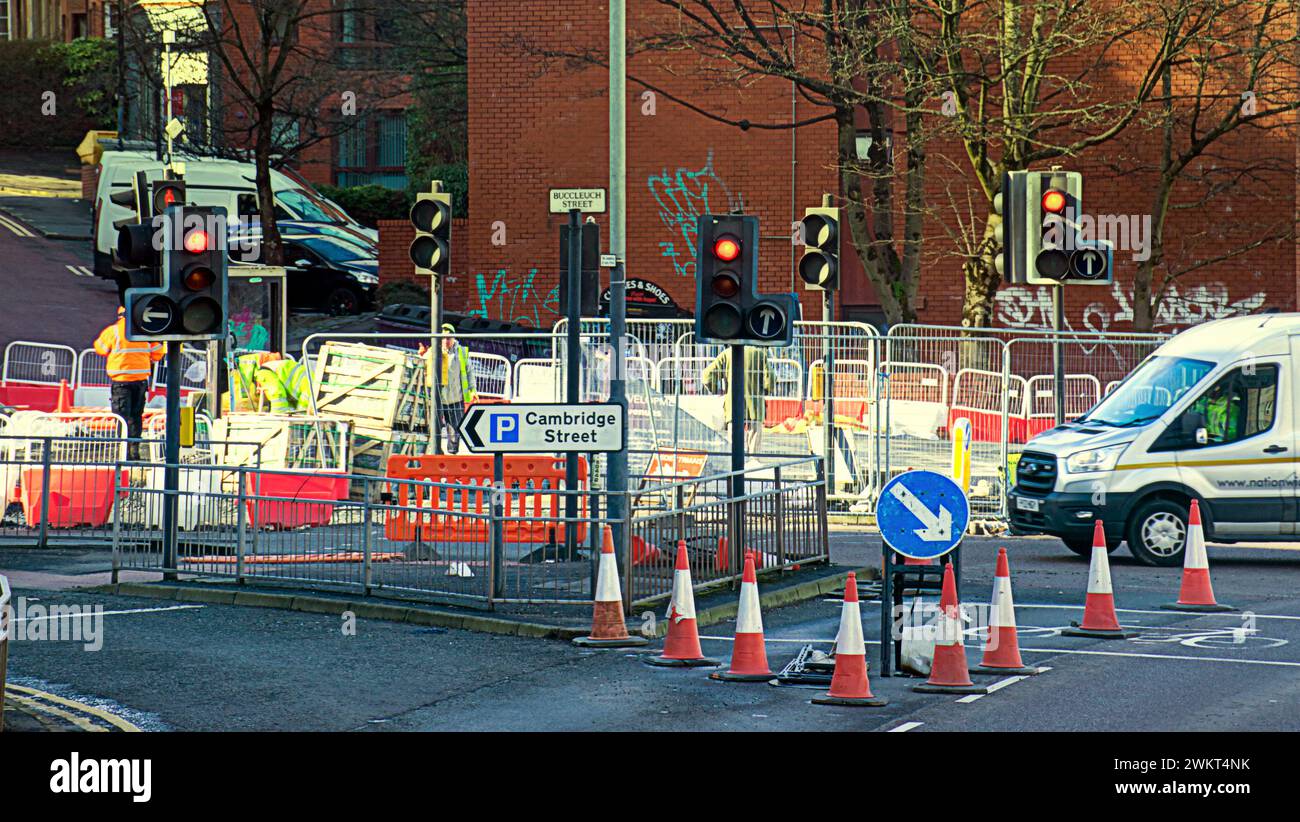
857;599;1300;622
957;674;1029;703
700;635;833;643
888;721;923;732
13;604;205;625
0;213;35;237
1018;647;1300;667
64;264;94;277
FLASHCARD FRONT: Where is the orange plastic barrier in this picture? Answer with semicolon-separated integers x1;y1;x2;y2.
384;454;588;544
20;467;128;528
245;471;348;529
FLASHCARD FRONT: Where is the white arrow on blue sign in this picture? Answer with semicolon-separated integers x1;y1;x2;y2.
875;469;969;559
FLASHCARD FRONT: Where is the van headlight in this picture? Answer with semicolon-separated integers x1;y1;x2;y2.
1065;443;1129;474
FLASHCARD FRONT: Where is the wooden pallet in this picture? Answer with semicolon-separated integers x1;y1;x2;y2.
310;343;432;433
209;414;349;471
347;427;429;501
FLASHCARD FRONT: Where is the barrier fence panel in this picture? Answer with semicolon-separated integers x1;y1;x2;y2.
2;341;78;387
0;572;9;730
625;455;829;606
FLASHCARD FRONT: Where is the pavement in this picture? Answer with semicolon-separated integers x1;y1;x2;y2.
4;532;1298;731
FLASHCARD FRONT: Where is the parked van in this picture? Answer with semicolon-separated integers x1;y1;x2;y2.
1010;314;1300;566
92;150;376;277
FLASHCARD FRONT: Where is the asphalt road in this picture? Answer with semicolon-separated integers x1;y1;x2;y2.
0;204;118;354
4;532;1297;731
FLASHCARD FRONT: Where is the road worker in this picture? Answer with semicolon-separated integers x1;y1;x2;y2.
253;357;312;414
94;306;164;460
702;345;773;453
420;324;477;453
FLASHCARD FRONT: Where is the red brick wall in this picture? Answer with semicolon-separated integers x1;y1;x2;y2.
81;163;98;201
451;1;1298;333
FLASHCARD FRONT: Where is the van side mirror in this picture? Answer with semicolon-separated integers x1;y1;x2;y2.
1195;427;1208;445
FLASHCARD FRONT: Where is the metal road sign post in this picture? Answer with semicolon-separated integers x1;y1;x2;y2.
564;208;582;558
459;403;626;454
730;344;745;573
875;469;970;677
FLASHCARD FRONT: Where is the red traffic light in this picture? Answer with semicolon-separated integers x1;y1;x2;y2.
183;229;209;253
713;235;741;262
1042;189;1067;214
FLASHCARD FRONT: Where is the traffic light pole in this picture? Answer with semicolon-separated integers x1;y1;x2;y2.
565;208;581;559
823;290;835;498
730;343;745;573
1053;284;1065;425
162;341;181;580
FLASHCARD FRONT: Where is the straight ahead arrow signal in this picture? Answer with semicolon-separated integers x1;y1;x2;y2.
889;482;953;542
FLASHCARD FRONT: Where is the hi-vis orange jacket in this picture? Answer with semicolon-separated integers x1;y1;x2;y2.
93;310;164;382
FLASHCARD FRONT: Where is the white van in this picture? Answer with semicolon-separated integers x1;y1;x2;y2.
1009;313;1300;566
92;150;376;277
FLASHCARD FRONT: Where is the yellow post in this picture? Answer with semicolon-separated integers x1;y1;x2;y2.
950;416;972;493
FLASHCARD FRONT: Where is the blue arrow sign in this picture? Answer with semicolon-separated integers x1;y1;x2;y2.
875;469;969;559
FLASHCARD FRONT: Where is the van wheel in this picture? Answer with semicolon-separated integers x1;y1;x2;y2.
1061;533;1120;557
1125;499;1188;567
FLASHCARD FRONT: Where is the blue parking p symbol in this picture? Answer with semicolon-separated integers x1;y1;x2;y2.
490;413;519;443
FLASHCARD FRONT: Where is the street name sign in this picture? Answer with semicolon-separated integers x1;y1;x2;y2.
459;403;626;453
875;469;969;559
549;188;607;214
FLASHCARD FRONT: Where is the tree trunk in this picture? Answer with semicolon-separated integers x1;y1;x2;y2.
254;100;282;267
961;218;1001;328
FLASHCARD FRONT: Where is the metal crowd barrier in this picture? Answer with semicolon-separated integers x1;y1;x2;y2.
0;573;9;732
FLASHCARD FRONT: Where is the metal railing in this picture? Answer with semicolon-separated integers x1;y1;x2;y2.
0;573;10;732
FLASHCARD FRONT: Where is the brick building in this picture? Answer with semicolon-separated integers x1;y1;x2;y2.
0;0;110;40
453;1;1299;333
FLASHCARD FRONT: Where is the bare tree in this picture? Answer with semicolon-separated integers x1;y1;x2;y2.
1119;0;1300;331
527;0;947;324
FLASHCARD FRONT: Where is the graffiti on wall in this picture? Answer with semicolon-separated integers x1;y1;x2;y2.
471;268;559;328
648;150;736;280
996;281;1268;334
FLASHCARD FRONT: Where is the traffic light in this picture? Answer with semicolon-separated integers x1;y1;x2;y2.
994;170;1028;284
558;219;600;316
124;204;228;342
1025;170;1082;284
694;214;798;347
112;170;154;270
150;178;185;217
410;181;452;281
798;205;840;290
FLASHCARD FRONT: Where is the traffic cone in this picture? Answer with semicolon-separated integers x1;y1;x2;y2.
971;548;1042;676
1163;500;1234;612
55;379;72;412
573;525;649;648
645;541;719;667
710;550;772;681
915;562;987;694
715;536;729;572
813;572;887;706
1062;521;1134;639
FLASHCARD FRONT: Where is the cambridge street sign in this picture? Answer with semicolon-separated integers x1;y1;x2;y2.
459;403;626;453
875;469;970;560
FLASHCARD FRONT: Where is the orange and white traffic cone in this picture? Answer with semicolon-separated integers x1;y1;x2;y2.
1163;500;1234;612
813;572;887;706
573;525;649;648
915;562;987;694
55;379;72;413
710;550;772;681
971;548;1042;676
645;541;719;667
1062;520;1134;639
715;536;729;572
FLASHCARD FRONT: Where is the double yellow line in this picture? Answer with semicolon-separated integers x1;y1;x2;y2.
3;684;142;732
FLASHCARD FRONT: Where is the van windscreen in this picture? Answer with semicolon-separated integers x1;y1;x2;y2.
1080;356;1215;427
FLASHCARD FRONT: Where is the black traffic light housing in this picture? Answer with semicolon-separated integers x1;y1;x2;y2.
1026;170;1083;284
112;170;154;270
694;214;798;347
558;219;600;316
125;204;228;342
410;181;452;280
798;205;840;290
994;170;1028;284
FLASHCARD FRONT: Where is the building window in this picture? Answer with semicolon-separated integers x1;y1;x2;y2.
72;12;87;38
336;112;407;189
334;1;396;68
0;0;10;41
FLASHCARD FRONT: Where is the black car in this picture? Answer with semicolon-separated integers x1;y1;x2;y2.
229;227;377;315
